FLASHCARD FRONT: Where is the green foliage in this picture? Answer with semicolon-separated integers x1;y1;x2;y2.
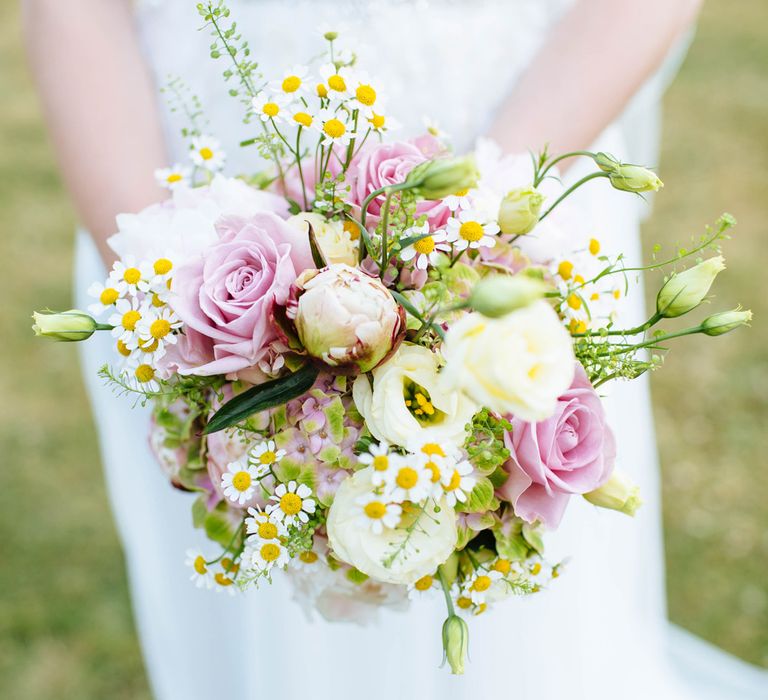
464;409;512;476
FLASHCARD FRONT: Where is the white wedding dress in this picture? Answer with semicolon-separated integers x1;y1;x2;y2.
74;1;767;699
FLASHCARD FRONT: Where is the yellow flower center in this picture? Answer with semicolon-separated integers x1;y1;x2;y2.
135;364;155;383
424;460;441;483
372;455;389;472
258;450;277;464
343;220;360;241
214;573;233;587
458;221;484;242
139;338;159;354
154;258;173;275
472;575;492;592
280;492;302;515
193;555;207;575
369;113;386;129
221;557;238;573
590;292;600;301
260;543;281;562
99;287;119;305
395;467;418;490
613;289;621;300
323;118;346;139
166;172;183;184
257;521;278;539
262;102;280;118
316;83;328;98
569;319;587;335
493;559;511;575
456;596;472;609
151;293;165;308
589;238;601;255
453;188;469;197
292;112;313;127
121;310;141;330
567;294;582;310
422;443;446;458
150;318;171;339
232;471;252;492
355;84;376;106
413;236;435;255
414;575;433;591
327;74;346;91
282;75;301;92
403;380;443;425
299;550;318;564
199;147;214;161
574;274;585;284
116;340;131;357
123;267;141;285
363;501;387;519
530;562;542;576
558;260;574;280
444;469;462;492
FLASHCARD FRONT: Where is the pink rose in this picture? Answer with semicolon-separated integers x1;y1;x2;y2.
348;136;450;228
498;364;616;528
169;213;314;376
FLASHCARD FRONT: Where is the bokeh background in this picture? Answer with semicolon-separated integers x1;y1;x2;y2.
1;1;766;697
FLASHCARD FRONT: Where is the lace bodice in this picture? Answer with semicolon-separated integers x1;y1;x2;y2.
135;0;572;168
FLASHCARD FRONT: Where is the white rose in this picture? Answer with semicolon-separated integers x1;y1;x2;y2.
441;302;575;422
327;468;458;585
352;344;478;449
288;212;359;266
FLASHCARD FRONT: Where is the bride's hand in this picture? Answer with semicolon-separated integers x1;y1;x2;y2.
22;0;167;266
488;0;703;161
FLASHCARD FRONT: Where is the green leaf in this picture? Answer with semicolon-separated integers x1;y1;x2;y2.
204;365;319;434
461;477;497;513
493;527;529;562
522;521;545;555
306;222;328;268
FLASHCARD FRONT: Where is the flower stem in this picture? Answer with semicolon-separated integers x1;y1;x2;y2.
437;566;455;616
538;171;610;222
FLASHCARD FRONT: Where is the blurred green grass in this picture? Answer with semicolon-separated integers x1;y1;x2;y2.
0;1;765;697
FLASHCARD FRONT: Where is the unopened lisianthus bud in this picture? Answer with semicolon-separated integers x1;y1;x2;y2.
656;256;726;318
469;274;549;318
701;308;753;336
32;310;98;342
594;152;663;193
404;156;478;200
584;471;642;516
498;188;544;235
442;614;469;675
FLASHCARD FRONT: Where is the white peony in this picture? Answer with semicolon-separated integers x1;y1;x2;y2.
287;212;359;266
326;468;458;585
441;302;575;422
352;344;478;449
107;175;289;265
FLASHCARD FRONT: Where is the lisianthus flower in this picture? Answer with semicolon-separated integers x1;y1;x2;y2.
399;223;450;270
190;135;225;171
269;65;310;97
155;164;191;190
252;92;287;123
353;493;402;534
445;209;500;251
267;481;316;525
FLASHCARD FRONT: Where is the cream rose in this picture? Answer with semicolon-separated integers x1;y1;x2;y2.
287;212;359;266
441;302;575;422
352;344;478;448
326;468;458;584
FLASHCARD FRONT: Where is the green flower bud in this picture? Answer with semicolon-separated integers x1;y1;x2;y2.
469;275;549;318
594;152;663;193
442;615;469;675
701;308;753;336
323;31;339;41
656;256;726;318
32;310;99;342
404;156;478;200
584;471;642;516
498;188;544;235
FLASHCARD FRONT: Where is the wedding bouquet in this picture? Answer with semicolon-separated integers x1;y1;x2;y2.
33;3;751;673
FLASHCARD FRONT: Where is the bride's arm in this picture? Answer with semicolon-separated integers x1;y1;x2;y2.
22;0;167;264
488;0;703;157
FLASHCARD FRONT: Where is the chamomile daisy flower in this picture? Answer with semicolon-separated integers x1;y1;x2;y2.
400;224;450;270
367;111;399;134
384;458;432;503
354;493;402;534
248;538;290;573
318;63;355;98
289;106;315;130
251;92;287;123
442;188;474;211
146;256;175;292
408;573;437;599
108;258;151;295
358;441;395;487
348;71;380;117
445;209;500;251
245;507;287;541
270;65;310;96
212;571;237;595
122;362;161;393
267;481;316;525
86;280;124;316
411;441;455;496
316;108;355;145
465;569;504;604
441;459;476;506
423;115;448;140
134;307;182;355
108;297;147;343
248;439;285;475
291;547;323;571
190;135;225;171
155;164;191;190
124;334;167;365
221;459;262;505
185;549;213;589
